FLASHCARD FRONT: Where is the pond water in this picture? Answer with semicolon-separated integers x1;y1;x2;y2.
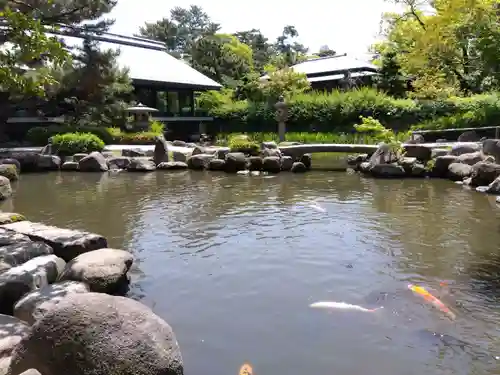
3;166;500;375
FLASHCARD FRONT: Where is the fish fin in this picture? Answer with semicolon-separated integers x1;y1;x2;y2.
369;306;384;312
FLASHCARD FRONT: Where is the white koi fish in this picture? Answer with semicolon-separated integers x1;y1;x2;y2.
310;301;383;312
308;203;327;213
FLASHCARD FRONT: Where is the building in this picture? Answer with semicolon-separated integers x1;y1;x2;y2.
260;54;379;91
8;31;222;139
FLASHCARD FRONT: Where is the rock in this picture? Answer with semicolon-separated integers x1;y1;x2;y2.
262;156;281;173
187;154;213;170
448;163;473;181
121;149;145;157
0;228;30;246
207;159;225;171
370;164;406;178
0;152;39;172
406;134;425;144
486;176;500;194
0;177;12;200
358;162;371;174
0;159;20;172
60;161;79;171
0;242;53;273
101;151;114;159
399;157;416;173
291;162;307;173
449;144;481;156
436;139;448;143
0;221;107;262
127;158;156;172
214;148;230;160
17;370;41;375
36;155;60;171
456;151;485;166
261;148;281;158
404;145;432;162
72;153;88;162
224;153;247;173
346;154;368;167
431;155;459;177
7;293;183;375
172;151;188;163
107;157;131;170
0;314;29;359
476;186;489;193
261;141;278;149
299;154;312;169
0;165;18;182
0;255;65;314
457;130;478;142
14;281;89;325
191;146;205;156
172;140;186;147
369;143;399;166
278;141;301;146
431;148;450;158
58;248;133;295
482;139;500;162
0;214;25;226
78;152;108;172
280;156;294;171
411;164;427;177
153;135;169;165
247;157;263;171
470;162;500;186
157;162;188;170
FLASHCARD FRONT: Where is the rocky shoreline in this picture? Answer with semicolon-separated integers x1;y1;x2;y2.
0;215;182;375
346;139;500;199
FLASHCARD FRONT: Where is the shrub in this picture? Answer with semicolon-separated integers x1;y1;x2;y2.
26;125;114;145
52;132;105;155
227;134;260;155
105;121;164;145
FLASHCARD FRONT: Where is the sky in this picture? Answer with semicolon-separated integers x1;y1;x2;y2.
109;0;401;56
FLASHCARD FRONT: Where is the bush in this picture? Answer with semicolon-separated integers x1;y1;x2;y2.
26;125;114;146
209;88;500;133
227;134;260;155
52;132;105;155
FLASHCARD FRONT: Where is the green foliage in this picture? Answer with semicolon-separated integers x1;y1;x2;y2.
149;120;165;134
227;134;260;155
354;116;409;153
26;125;114;146
375;51;407;98
105;121;164;145
52;132;105;155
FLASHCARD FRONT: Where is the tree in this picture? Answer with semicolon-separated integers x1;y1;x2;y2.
377;0;500;97
273;25;309;67
375;51;407;97
317;45;336;57
139;5;220;59
190;33;253;87
233;29;272;73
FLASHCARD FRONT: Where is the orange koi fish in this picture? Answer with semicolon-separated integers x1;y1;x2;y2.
408;284;456;320
239;363;253;375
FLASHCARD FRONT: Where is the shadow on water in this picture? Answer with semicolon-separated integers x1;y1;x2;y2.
4;170;500;375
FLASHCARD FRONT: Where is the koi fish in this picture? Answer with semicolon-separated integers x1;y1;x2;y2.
309;301;383;312
308;203;327;213
408;284;456;320
239;363;253;375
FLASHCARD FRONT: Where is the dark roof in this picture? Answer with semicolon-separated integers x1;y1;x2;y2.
50;32;222;90
261;54;379;81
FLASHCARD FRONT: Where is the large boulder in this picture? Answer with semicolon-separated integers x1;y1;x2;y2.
58;248;133;295
78;152;108;172
457;130;478;142
0;314;29;370
172;151;188;163
7;293;183;375
0;159;21;173
299;154;312;169
224;152;247;173
0;255;65;315
0;165;18;181
369;143;399;166
14;281;89;325
0;177;12;201
482;139;500;162
157;161;188;170
448;163;473;181
280;156;294;171
0;152;39;172
247;157;263;171
370;164;406;178
107;157;131;170
207;159;225;171
0;214;26;226
449;143;481;156
127;158;156;172
291;162;307;173
0;228;29;246
187;154;213;170
262;156;281;173
153;135;169;165
470;162;500;186
403;145;432;162
0;221;107;262
456;151;485;166
60;161;79;171
0;242;53;273
430;155;458;177
72;153;88;162
214;148;230;160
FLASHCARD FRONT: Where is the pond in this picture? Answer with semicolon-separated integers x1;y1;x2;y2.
3;167;500;375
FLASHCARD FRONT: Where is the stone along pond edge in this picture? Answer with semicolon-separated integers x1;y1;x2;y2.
0;216;184;375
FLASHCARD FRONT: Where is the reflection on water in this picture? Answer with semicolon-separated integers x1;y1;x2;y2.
4;169;500;375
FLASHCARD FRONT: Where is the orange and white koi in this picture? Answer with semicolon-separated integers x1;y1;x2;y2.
310;301;383;312
408;284;456;320
239;363;253;375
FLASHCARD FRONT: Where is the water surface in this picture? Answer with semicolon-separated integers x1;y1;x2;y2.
4;168;500;375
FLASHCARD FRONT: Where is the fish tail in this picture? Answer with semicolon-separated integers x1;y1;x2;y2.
368;306;384;312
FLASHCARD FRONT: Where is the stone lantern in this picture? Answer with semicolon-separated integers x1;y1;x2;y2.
125;103;159;131
274;95;288;142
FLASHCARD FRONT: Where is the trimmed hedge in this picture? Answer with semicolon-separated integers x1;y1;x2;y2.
209;89;500;133
52;132;105;155
27;125;114;146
